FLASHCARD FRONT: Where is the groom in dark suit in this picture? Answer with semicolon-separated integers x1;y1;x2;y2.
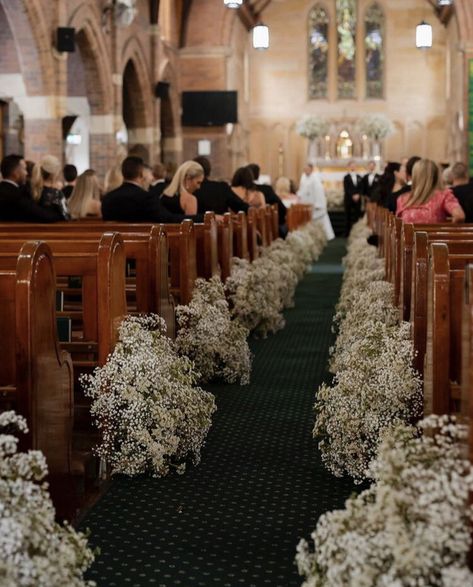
343;160;363;237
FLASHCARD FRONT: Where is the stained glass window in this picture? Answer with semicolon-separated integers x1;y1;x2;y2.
365;3;384;98
308;5;329;99
337;0;356;99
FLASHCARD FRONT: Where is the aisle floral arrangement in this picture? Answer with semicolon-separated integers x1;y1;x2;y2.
0;411;95;586
314;219;422;481
226;222;326;338
82;315;216;477
175;276;252;385
297;415;473;586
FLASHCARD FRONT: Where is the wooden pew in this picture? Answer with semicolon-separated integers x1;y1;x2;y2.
232;211;250;261
271;203;279;238
424;243;473;415
247;208;260;261
410;232;473;375
194;212;219;280
0;233;127;366
256;207;269;247
0;241;73;476
218;213;233;282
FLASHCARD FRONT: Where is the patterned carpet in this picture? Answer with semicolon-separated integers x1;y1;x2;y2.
79;237;356;587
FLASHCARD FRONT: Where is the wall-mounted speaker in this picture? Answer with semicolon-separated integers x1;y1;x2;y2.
155;81;170;99
57;27;76;53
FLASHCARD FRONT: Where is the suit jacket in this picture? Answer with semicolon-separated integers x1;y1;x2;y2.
343;173;362;203
361;173;381;200
149;180;169;198
452;182;473;223
0;181;64;222
102;182;204;223
195;178;249;215
257;183;287;224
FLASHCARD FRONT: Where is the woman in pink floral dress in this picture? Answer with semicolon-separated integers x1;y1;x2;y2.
396;159;465;224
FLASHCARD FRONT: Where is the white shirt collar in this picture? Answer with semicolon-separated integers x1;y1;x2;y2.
2;179;19;188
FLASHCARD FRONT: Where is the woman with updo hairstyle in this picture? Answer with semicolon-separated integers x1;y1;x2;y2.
68;169;102;219
396;158;465;224
231;167;265;208
31;155;69;220
161;160;203;215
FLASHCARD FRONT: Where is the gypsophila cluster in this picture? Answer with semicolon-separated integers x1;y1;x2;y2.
175;276;252;385
355;113;394;139
81;315;216;477
0;411;95;587
297;415;473;587
225;222;326;338
296;116;330;140
314;218;422;481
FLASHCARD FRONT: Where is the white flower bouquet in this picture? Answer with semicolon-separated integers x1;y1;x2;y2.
81;315;217;477
176;276;252;385
296;116;330;140
356;114;394;139
298;415;473;586
0;411;95;586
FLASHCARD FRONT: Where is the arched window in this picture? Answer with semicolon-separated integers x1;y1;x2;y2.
337;0;357;99
365;3;384;99
308;5;329;99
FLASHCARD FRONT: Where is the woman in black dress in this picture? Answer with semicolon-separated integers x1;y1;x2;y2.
161;161;204;215
31;155;69;220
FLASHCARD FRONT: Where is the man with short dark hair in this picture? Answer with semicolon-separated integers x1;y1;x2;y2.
361;160;380;201
0;154;64;222
451;161;473;222
192;156;249;215
343;160;362;236
62;164;77;199
102;156;204;223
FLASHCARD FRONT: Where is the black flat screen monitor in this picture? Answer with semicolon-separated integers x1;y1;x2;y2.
181;91;238;126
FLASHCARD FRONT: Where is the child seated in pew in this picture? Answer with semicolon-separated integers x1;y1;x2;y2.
396;158;465;224
68;169;102;219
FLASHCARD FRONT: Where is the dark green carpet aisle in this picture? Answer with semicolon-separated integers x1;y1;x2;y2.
79;237;355;587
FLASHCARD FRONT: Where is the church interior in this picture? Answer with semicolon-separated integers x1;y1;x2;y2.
1;1;473;586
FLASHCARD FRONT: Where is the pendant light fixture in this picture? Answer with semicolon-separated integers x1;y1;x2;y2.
223;0;243;8
252;23;269;50
438;0;452;5
416;21;432;49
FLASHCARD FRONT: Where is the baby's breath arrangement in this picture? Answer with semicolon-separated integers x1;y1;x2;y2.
297;415;473;587
0;411;95;586
314;219;422;481
226;222;327;338
175;276;252;385
81;315;216;477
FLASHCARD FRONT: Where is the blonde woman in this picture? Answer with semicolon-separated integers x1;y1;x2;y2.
104;165;123;194
275;176;299;208
396;158;465;224
68;169;102;219
161;161;203;215
31;155;69;220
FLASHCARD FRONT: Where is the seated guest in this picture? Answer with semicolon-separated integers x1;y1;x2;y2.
246;163;287;224
102;156;204;223
382;162;406;213
193;156;249;214
68;169;102;219
275;176;299;207
142;164;154;191
161;161;204;215
104;165;123;194
396;158;465;224
31;155;69;220
231;167;266;208
149;163;169;196
0;154;64;222
62;164;77;199
451;161;473;222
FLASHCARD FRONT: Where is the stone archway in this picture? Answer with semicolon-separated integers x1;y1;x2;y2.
68;2;115;177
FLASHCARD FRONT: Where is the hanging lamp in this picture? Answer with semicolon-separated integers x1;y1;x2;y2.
416;21;432;49
252;23;269;50
223;0;243;8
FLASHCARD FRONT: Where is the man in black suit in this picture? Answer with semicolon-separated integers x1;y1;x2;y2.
343;160;362;236
0;154;64;222
361;160;380;202
62;164;77;199
192;156;249;215
102;156;204;223
451;162;473;222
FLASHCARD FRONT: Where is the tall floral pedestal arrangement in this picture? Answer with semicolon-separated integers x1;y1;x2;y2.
296;116;330;164
356;114;394;170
